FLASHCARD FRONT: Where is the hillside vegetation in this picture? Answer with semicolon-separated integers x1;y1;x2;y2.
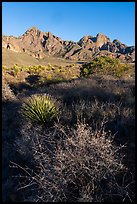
2;56;135;202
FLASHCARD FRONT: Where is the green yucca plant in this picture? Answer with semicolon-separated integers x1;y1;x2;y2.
22;94;59;124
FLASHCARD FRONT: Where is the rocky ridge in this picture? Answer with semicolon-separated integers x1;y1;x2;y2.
2;26;135;62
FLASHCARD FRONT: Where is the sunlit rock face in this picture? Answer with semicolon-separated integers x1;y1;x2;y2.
2;27;135;62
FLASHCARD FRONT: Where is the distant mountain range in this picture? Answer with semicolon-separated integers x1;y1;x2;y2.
2;26;135;62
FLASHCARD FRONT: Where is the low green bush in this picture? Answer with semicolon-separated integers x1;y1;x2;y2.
45;63;52;71
46;74;53;81
55;67;62;74
37;65;45;72
2;65;9;71
80;56;132;78
12;64;21;77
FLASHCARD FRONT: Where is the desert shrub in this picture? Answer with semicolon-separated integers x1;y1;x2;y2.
37;64;42;69
58;65;63;69
46;66;52;71
73;99;122;122
11;121;131;202
22;94;59;124
2;65;9;71
2;81;15;102
55;68;62;74
20;65;45;75
38;76;46;84
28;65;39;75
69;63;75;67
20;65;25;71
66;64;74;68
12;64;21;77
80;56;132;78
28;66;34;75
46;74;52;81
71;75;78;79
45;63;52;71
37;65;45;73
56;77;66;82
19;65;29;72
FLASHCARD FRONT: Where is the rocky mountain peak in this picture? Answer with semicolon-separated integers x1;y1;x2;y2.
113;39;121;43
22;27;43;39
96;33;110;47
78;35;94;48
112;39;125;47
2;27;135;62
45;31;53;38
30;26;38;30
96;33;105;37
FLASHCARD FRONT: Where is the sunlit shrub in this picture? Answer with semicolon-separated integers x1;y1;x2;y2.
55;67;62;74
12;64;20;77
2;65;9;71
80;56;132;78
46;74;52;81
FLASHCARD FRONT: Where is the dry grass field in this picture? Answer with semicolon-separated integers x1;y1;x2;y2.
2;48;81;67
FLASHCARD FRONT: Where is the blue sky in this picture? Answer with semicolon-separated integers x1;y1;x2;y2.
2;2;135;46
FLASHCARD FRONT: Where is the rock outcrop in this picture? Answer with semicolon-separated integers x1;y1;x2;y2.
2;27;135;62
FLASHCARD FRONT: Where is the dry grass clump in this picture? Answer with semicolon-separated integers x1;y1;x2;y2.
2;80;16;102
59;97;134;139
10;120;133;202
71;99;121;124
